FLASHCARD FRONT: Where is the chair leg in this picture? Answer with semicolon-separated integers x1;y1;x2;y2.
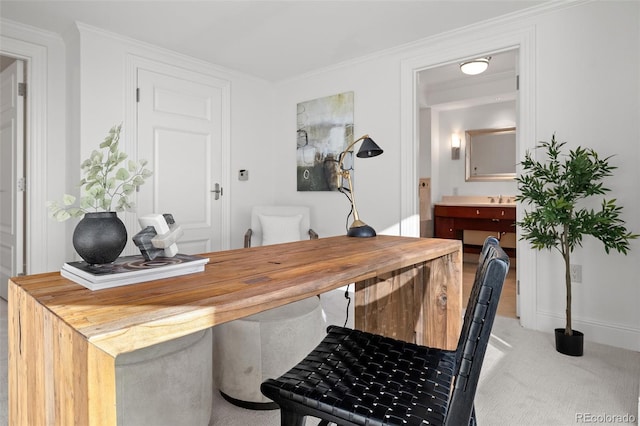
469;404;477;426
281;409;306;426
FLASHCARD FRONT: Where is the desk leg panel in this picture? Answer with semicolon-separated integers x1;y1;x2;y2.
354;253;462;351
354;265;422;344
8;280;117;425
87;343;117;425
9;282;45;425
420;253;462;350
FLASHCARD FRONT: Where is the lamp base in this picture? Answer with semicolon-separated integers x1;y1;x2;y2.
347;225;376;238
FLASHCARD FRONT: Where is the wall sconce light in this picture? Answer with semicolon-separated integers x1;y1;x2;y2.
336;134;383;237
451;134;461;160
460;57;491;75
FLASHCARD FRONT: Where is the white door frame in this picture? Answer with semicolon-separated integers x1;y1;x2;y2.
1;59;25;300
0;35;49;276
399;24;538;329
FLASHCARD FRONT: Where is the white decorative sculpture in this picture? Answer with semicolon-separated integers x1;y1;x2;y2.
133;213;184;260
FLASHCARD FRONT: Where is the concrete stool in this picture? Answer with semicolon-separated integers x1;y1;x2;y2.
212;296;326;409
115;328;213;426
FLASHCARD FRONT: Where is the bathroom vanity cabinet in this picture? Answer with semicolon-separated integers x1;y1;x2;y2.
434;203;516;256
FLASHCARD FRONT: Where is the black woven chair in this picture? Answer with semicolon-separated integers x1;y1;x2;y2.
261;237;509;426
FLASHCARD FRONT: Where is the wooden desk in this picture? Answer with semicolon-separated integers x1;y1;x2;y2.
9;235;462;425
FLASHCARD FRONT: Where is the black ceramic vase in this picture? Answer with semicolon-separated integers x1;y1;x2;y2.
72;212;128;265
554;328;584;356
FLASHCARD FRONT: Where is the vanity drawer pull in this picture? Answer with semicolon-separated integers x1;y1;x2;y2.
476;209;480;215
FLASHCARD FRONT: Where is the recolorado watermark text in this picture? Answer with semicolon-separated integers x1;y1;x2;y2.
576;412;636;423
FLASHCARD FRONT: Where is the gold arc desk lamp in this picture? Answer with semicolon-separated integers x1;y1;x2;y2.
336;134;383;237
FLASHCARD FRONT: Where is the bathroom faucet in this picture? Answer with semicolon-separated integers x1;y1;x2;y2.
498;194;503;204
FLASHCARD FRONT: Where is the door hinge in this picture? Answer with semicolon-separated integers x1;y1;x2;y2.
136;88;140;103
17;177;26;192
516;75;519;91
18;82;26;97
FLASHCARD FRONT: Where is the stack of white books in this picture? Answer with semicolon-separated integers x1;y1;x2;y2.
61;253;210;291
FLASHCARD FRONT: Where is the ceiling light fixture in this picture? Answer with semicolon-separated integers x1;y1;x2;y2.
460;57;491;75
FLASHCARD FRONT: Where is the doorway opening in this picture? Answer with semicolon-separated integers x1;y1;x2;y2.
416;48;519;319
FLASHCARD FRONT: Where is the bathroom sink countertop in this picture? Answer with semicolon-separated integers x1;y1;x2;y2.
436;195;516;207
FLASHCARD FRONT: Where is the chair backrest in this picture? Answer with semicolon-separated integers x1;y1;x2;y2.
444;237;509;426
248;205;312;247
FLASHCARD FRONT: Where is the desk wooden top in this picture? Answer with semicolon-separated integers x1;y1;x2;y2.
10;235;460;357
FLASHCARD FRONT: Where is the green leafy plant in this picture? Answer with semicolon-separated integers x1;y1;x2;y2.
48;124;152;221
515;134;637;336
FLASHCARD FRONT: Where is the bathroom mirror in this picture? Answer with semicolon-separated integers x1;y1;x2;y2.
465;127;516;181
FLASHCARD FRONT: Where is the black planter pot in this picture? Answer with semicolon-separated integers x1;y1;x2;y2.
73;212;128;265
554;328;584;356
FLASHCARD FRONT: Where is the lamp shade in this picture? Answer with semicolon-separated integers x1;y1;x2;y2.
356;137;383;158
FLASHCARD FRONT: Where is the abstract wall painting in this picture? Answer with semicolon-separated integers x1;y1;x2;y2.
297;92;354;191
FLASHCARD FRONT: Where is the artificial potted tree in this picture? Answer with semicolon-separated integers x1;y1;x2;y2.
515;134;637;356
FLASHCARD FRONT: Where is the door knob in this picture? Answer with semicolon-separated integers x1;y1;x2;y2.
211;183;223;200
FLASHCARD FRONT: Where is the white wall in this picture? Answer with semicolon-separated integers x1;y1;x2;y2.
529;1;640;350
1;19;278;274
273;1;640;350
63;24;277;256
273;54;406;238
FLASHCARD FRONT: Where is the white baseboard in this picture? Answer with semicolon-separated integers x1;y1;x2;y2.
535;311;640;352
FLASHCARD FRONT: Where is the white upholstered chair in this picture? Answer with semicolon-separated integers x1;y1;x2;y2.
213;205;326;409
243;205;318;248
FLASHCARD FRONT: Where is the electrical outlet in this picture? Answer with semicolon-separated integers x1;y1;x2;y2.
570;264;582;283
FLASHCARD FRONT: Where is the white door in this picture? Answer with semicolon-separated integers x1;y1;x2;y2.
0;59;25;300
136;68;228;254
